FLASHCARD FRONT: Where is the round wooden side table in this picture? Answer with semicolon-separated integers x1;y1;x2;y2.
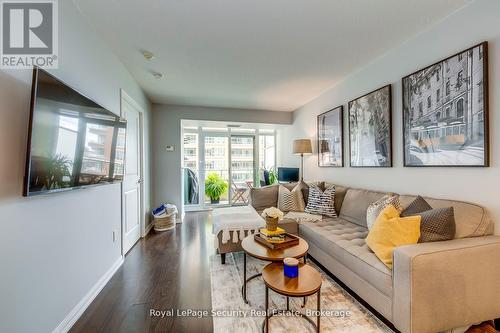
241;234;308;304
261;262;322;333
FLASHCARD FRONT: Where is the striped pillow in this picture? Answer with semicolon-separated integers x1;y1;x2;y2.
305;184;337;217
278;184;305;212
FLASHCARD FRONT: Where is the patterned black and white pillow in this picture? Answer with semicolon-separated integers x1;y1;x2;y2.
305;184;337;218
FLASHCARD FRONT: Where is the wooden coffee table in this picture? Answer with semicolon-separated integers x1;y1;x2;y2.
262;262;322;333
241;234;308;304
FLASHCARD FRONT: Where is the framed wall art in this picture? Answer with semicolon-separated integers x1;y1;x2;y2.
317;106;343;167
348;85;392;167
402;42;489;167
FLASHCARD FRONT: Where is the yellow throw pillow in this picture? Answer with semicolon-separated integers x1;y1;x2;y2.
365;205;421;269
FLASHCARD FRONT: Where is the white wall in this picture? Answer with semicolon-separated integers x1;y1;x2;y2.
152;104;292;216
0;1;152;332
281;0;500;235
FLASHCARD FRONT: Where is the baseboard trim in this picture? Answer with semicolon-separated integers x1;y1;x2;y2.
143;221;154;237
52;256;124;333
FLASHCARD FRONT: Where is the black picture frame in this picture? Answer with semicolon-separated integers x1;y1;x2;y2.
317;106;344;167
402;42;489;167
348;84;392;167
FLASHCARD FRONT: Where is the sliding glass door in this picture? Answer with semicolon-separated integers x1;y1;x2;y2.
203;134;230;206
230;135;255;206
182;125;275;211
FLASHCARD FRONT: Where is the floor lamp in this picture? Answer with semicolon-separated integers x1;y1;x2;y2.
293;139;312;181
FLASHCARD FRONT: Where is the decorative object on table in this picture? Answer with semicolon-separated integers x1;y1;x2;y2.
277;184;305;212
366;194;402;230
283;257;299;278
365;205;421;269
254;232;300;250
152;203;177;231
317;106;344;167
401;196;456;242
260;227;287;243
293;139;313;180
348;84;392;167
205;172;228;204
402;42;489;167
304;184;337;218
261;207;284;231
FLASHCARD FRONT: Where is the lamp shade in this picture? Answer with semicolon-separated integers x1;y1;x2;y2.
293;139;312;155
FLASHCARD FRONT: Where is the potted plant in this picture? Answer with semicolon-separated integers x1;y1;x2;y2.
268;167;278;184
205;172;228;204
261;207;284;231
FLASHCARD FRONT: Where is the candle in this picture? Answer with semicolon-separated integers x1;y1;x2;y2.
283;257;299;278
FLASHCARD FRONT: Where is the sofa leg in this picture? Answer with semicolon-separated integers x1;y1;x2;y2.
495;318;499;330
221;253;226;265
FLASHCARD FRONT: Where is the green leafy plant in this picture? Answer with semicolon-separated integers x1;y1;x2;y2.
205;172;228;203
44;154;72;190
268;167;278;184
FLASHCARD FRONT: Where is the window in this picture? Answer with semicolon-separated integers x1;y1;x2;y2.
457;99;464;118
259;135;275;171
183;133;198;172
446;80;450;95
446;107;451;118
427;96;431;109
458;53;463;61
418;102;423;117
457;70;463;87
436;70;440;81
478;82;483;103
436;89;440;103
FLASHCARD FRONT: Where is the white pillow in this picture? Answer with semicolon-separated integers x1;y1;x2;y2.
277;184;305;212
304;184;337;218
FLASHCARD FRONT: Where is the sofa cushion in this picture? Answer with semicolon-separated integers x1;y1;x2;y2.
399;195;493;239
339;188;389;227
299;218;393;297
277;184;305;212
249;185;279;211
305;184;337;217
324;182;349;213
365;205;421;269
300;181;325;206
366;194;402;230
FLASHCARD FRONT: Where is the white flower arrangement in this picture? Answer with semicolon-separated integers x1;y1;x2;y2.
261;207;284;220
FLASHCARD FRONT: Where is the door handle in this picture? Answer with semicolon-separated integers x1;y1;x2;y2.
137;179;144;184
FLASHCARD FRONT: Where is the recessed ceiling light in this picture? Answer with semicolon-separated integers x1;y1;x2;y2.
152;72;163;79
142;50;154;60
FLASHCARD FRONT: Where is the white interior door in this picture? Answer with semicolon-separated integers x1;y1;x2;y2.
122;98;142;254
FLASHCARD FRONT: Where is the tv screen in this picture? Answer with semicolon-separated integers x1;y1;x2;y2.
23;68;127;196
277;167;299;182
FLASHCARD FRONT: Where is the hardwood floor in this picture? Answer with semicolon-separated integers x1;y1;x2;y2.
71;212;215;333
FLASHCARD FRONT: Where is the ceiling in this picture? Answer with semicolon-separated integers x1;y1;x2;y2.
73;0;471;111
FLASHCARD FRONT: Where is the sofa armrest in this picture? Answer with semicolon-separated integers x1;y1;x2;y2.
393;236;500;333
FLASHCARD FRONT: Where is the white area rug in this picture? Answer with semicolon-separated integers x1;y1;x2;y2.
210;252;394;333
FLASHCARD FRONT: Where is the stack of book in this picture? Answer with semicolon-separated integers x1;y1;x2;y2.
259;227;286;243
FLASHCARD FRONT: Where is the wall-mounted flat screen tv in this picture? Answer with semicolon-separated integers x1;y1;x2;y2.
23;68;127;196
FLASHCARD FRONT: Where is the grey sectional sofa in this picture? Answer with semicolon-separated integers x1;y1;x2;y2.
246;182;500;333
